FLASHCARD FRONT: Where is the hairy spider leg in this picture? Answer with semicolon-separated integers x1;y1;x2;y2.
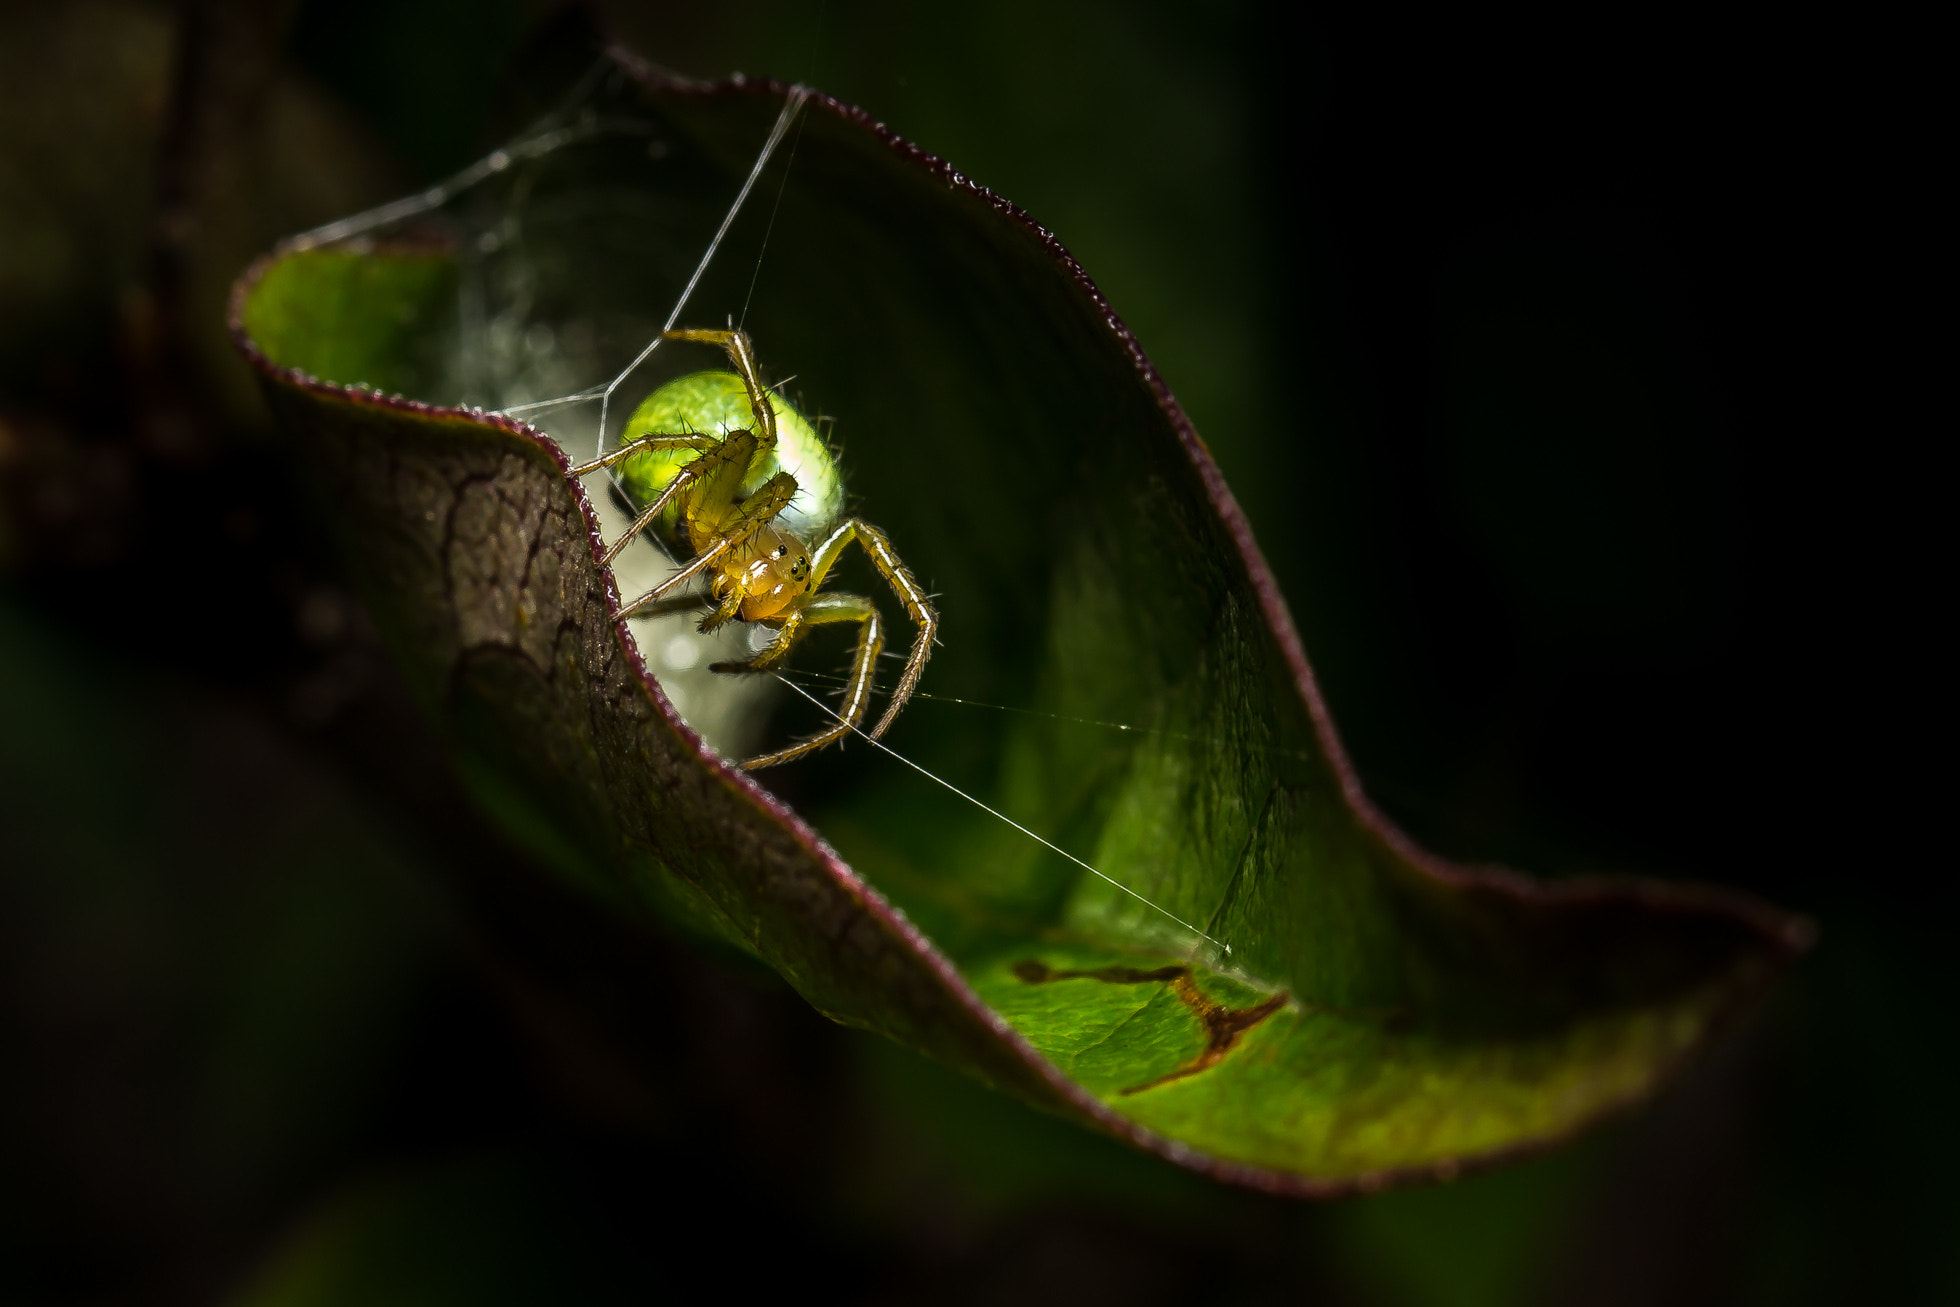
661;328;775;447
566;433;720;566
709;517;937;767
675;428;768;551
624;593;710;620
568;327;775;568
566;432;719;479
718;592;885;770
804;518;938;740
617;452;798;619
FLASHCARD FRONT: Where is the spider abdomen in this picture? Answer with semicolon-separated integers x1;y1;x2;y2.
615;370;842;556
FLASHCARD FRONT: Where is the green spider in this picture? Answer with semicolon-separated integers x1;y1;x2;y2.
567;328;937;769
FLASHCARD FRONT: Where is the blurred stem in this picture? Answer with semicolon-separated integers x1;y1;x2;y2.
144;0;300;449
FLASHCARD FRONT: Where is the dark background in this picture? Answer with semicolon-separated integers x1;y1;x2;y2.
0;2;1943;1303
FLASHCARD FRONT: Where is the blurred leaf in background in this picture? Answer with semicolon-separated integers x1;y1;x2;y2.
1;2;1944;1305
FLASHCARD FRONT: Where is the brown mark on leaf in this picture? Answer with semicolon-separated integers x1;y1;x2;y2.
1013;960;1287;1094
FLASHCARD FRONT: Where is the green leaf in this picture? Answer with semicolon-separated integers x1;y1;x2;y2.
230;53;1805;1192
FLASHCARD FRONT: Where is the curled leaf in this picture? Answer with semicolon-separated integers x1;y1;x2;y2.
231;49;1805;1193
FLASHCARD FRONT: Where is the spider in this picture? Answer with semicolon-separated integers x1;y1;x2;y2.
566;328;936;770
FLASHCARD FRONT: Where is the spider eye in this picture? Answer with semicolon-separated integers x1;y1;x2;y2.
774;545;786;557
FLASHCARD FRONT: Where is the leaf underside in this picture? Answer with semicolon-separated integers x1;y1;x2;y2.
232;52;1804;1193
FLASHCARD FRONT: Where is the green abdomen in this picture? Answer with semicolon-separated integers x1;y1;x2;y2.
614;371;843;556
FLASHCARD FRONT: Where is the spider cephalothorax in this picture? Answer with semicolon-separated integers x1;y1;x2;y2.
567;328;936;769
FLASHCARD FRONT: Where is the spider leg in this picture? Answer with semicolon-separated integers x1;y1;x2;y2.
708;608;806;673
566;432;716;479
600;459;697;568
622;593;710;621
725;593;885;770
616;471;797;620
805;519;938;739
697;584;745;633
566;434;721;566
663;328;776;450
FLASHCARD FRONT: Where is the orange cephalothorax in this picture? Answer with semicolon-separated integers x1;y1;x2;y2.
726;524;812;621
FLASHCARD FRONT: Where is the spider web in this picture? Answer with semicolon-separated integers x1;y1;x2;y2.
289;61;810;759
286;58;1229;957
